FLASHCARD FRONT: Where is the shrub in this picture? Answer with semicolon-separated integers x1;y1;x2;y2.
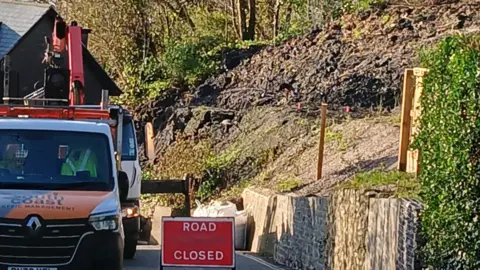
162;36;224;86
414;34;480;269
148;134;240;202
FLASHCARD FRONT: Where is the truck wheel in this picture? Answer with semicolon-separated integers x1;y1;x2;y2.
124;239;137;259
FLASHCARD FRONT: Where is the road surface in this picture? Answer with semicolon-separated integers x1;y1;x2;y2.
124;245;287;270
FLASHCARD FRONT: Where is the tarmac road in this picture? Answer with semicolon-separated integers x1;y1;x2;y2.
123;245;287;270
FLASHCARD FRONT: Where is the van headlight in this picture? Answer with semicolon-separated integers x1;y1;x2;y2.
121;206;139;218
89;213;121;231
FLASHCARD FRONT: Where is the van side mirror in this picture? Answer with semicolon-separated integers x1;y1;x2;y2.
118;171;129;202
144;122;155;163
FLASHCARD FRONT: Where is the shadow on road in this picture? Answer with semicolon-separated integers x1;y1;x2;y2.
124;246;160;270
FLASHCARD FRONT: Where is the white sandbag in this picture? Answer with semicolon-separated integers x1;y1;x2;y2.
234;210;247;250
192;200;237;217
192;200;247;249
192;200;210;217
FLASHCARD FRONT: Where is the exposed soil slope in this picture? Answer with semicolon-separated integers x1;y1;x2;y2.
190;0;479;112
135;0;480;197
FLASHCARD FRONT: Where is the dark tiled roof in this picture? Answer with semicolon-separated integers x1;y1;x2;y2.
0;0;50;57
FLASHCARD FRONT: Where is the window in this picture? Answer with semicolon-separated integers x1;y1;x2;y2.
121;120;137;161
0;130;114;191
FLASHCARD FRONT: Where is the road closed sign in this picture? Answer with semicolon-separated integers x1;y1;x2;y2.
161;217;235;268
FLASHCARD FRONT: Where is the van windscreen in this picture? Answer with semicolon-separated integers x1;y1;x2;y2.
0;130;114;191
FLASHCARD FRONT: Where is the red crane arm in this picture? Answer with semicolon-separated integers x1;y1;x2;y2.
67;22;85;105
51;18;85;105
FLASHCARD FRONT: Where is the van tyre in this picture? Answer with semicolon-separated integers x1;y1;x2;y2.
124;239;137;259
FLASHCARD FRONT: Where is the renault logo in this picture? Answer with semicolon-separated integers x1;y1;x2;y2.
26;216;42;232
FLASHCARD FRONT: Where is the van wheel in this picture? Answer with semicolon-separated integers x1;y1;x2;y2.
124;239;137;259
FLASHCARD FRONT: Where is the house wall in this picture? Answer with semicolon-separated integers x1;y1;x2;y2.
3;13;105;104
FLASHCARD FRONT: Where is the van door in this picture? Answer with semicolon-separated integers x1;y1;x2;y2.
120;117;141;201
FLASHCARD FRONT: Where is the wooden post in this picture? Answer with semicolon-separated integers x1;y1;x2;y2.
398;69;414;172
317;103;328;180
145;122;155;164
184;174;191;217
407;68;428;176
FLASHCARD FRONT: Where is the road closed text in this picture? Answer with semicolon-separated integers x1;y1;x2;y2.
162;217;235;267
174;250;224;261
183;221;217;232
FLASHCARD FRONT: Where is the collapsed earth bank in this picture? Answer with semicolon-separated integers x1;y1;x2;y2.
133;0;480;204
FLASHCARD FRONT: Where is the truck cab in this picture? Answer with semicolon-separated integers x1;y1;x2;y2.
0;118;129;270
116;110;142;258
70;104;142;259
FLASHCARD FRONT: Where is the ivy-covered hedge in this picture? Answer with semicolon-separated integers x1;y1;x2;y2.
414;35;480;269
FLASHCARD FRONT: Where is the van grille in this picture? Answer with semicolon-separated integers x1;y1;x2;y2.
0;217;92;265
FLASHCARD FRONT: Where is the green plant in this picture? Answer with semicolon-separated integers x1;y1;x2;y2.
141;165;155;180
342;170;419;199
353;28;361;39
162;36;223;86
413;34;480;269
154;134;214;180
381;15;391;24
198;148;240;201
275;176;301;192
114;56;168;106
342;0;385;13
325;128;348;151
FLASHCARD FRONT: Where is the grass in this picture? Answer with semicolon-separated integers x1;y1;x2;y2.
381;15;391;25
216;179;252;201
373;114;401;126
275;176;301;192
353;28;362;39
342;170;420;199
325;128;348;151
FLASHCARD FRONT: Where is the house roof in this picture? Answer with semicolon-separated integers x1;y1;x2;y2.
0;0;50;57
0;0;122;96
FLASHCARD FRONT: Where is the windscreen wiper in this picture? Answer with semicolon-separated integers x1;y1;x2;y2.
54;181;106;190
0;182;50;189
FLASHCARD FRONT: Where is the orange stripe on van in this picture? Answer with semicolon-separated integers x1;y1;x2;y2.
5;191;111;220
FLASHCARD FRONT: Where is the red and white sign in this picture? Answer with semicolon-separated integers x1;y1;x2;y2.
161;217;235;268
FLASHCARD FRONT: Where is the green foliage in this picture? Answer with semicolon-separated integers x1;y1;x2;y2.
353;28;362;39
382;15;391;24
275;176;302;192
198;149;241;202
162;36;224;86
342;0;385;13
413;34;480;269
113;56;168;106
325;128;348;151
144;134;241;203
343;170;419;199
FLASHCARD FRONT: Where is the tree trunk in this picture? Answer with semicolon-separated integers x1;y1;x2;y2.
273;0;281;40
162;0;196;30
231;0;241;39
238;0;247;40
245;0;256;40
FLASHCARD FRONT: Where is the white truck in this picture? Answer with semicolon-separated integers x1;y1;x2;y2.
75;103;142;258
0;100;132;270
